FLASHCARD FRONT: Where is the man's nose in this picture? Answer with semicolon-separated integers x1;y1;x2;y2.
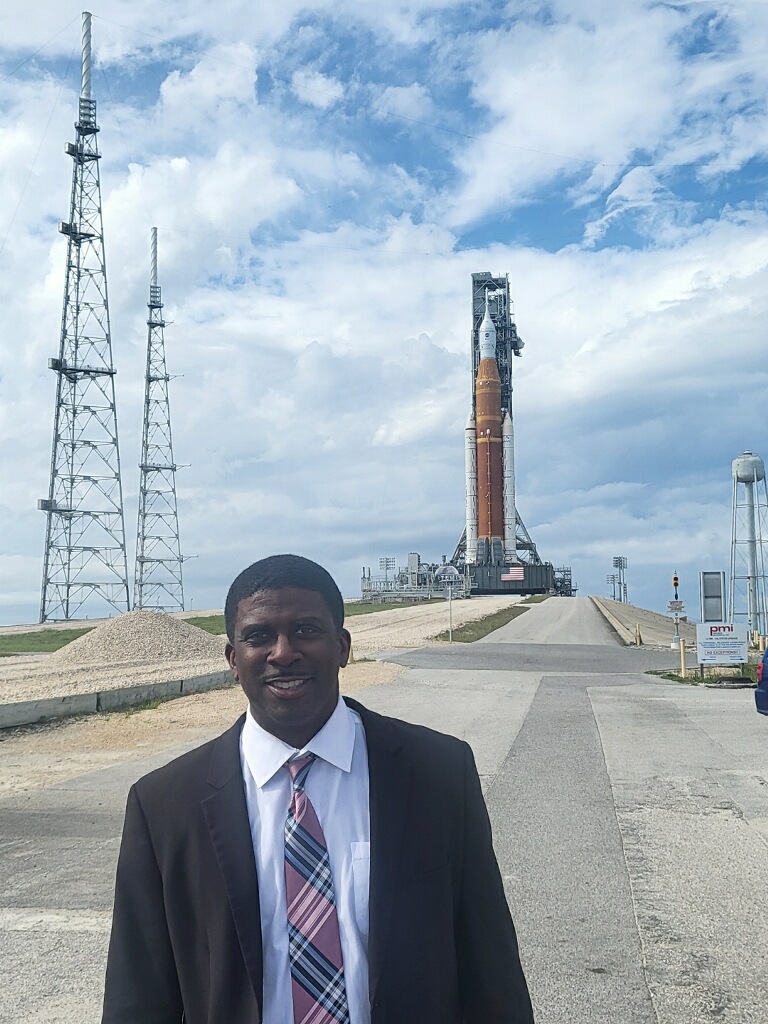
268;632;300;664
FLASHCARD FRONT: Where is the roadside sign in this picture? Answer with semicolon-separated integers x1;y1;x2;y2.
435;565;460;592
667;600;685;613
696;622;748;664
699;570;726;623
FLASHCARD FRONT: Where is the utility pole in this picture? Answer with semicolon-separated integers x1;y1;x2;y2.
39;12;129;621
134;228;185;611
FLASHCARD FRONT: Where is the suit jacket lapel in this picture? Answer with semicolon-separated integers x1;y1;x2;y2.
201;715;264;1015
346;698;413;1005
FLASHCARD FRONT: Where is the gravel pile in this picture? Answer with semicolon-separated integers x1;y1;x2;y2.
51;610;225;667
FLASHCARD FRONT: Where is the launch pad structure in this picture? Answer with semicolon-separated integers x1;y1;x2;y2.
361;273;574;602
455;272;573;597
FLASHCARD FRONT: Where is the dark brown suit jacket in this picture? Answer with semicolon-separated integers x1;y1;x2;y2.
101;696;534;1023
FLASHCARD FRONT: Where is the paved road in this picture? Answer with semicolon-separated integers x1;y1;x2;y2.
482;595;616;645
1;598;766;1023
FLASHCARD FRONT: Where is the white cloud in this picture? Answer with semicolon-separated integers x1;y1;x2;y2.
373;83;434;122
158;42;259;127
291;69;344;108
445;7;684;226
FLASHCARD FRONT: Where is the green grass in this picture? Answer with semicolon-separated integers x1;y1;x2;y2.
434;604;530;643
522;594;549;604
181;614;226;635
647;670;702;685
647;664;757;685
123;697;172;716
0;627;93;656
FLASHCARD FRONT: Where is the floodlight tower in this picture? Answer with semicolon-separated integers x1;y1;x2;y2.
134;228;185;611
39;12;129;622
729;451;768;636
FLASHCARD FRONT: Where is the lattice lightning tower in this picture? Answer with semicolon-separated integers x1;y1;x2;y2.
134;228;185;611
39;12;129;622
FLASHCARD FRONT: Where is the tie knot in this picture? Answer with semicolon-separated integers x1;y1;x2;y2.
286;752;317;790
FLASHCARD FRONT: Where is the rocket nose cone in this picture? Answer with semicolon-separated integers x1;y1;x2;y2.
480;293;496;331
478;294;497;359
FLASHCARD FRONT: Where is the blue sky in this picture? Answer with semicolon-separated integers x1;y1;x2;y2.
2;0;768;624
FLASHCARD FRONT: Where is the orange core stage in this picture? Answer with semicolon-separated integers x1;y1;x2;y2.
475;354;504;541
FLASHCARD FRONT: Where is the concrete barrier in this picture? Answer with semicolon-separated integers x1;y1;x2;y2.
0;692;99;729
0;670;235;730
590;596;634;645
96;679;183;712
182;671;232;695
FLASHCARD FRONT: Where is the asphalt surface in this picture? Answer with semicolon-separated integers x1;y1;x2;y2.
480;593;617;644
1;597;766;1023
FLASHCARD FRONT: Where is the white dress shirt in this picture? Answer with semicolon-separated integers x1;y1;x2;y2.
240;696;371;1024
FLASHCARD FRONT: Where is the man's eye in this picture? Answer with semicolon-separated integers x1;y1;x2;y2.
243;632;270;644
295;625;319;636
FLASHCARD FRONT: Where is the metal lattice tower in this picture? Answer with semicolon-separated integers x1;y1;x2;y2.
134;228;184;611
39;12;130;622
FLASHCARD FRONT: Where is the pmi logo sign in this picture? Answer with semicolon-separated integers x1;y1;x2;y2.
708;624;736;637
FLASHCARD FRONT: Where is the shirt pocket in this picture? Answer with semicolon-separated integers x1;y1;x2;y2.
351;841;370;942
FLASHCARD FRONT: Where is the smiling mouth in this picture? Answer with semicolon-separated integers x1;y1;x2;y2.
267;677;310;692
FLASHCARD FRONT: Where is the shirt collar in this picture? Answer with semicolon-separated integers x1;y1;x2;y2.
241;695;355;788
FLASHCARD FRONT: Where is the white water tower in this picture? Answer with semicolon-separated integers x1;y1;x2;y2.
729;451;768;635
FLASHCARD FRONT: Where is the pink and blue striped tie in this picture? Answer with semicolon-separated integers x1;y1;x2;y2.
285;754;350;1024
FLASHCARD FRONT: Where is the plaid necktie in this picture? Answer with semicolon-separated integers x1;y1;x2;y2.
285;753;350;1024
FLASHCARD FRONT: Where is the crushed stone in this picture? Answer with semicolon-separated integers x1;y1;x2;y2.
50;610;225;667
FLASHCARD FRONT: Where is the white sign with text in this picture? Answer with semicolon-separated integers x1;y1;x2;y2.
695;622;749;664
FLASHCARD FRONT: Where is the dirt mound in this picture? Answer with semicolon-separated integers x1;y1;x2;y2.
50;610;226;668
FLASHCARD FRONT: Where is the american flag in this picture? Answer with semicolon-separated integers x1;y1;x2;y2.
500;566;525;581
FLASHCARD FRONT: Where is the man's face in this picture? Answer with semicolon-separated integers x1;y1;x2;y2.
225;586;351;748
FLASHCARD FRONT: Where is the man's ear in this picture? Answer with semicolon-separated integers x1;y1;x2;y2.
225;642;238;680
339;628;352;668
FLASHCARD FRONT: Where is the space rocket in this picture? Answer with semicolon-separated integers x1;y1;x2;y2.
465;296;516;565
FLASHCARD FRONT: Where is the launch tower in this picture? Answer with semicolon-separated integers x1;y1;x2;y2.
361;274;575;601
39;12;130;622
453;272;574;596
455;272;542;569
134;228;185;611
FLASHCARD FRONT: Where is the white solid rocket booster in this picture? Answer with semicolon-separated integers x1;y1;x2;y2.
502;410;515;562
464;413;478;564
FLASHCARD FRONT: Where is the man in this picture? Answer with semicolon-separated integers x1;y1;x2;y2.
102;554;534;1024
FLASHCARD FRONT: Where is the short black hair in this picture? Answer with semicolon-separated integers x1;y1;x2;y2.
224;553;345;641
